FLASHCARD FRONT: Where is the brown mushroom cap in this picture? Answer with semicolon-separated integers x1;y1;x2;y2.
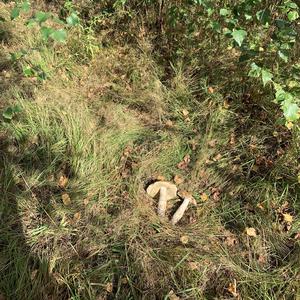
146;181;178;201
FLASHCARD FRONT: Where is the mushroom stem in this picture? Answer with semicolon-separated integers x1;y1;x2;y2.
157;186;167;217
171;197;191;225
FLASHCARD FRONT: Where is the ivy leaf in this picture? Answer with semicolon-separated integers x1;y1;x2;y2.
220;8;230;16
282;99;300;121
288;10;299;21
11;7;20;20
232;29;247;47
278;50;289;62
261;69;273;86
50;29;67;42
66;12;80;26
248;63;261;78
256;9;271;25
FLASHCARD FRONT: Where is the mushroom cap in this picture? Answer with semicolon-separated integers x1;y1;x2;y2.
146;181;178;201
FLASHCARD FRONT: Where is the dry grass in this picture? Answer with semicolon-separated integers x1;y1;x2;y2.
0;1;300;300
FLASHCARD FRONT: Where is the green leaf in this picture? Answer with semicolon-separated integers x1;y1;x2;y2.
3;107;14;120
40;26;54;40
278;50;289;62
256;9;271;25
288;10;299;21
12;105;22;113
261;69;273;86
66;13;79;26
23;66;35;77
21;1;30;12
50;29;67;42
220;8;230;16
282;99;300;121
11;7;20;20
35;11;50;24
248;63;261;78
275;89;293;103
232;29;247;47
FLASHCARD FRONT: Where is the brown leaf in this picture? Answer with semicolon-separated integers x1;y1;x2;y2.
177;154;190;170
168;290;180;300
165;120;174;127
182;109;189;117
62;193;71;206
156;175;166;181
208;86;214;94
73;212;81;221
208;139;217;148
213;154;222;161
58;175;68;188
174;175;184;185
180;235;189;244
223;99;230;109
227;280;239;298
245;227;257;237
188;261;199;270
106;282;113;293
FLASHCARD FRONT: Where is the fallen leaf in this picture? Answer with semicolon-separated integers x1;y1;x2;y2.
208;86;214;94
31;269;38;280
62;193;71;206
182;109;189;117
200;193;209;202
73;212;81;221
165;120;174;127
258;254;267;265
245;227;257;237
83;198;90;206
282;213;293;223
223;99;230;109
156;175;166;181
177;154;190;170
180;235;189;244
58;175;68;188
227;280;239;298
106;282;113;293
208;139;217;148
286;121;293;130
174;175;184;185
188;261;199;270
213;154;222;161
168;290;180;300
294;232;300;240
257;203;265;211
225;235;237;247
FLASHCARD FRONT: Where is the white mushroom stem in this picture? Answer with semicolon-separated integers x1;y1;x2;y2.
157;186;167;217
171;197;191;225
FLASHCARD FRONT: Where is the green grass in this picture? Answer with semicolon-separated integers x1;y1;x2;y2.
0;1;300;299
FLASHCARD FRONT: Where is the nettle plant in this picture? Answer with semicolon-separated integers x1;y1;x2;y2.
2;1;79;120
175;0;300;127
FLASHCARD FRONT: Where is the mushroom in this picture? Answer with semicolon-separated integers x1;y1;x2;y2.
171;191;196;225
146;181;178;217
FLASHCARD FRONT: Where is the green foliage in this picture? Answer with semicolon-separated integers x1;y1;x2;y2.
3;105;22;120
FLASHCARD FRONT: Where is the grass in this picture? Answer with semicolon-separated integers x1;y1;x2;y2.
0;1;300;299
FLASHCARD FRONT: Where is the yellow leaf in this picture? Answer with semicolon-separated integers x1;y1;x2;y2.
174;175;184;185
200;193;208;202
223;99;230;109
245;227;257;237
62;193;71;206
58;175;68;188
283;213;293;223
180;235;189;244
73;212;81;221
208;86;214;94
286;121;293;130
182;109;189;117
106;282;113;293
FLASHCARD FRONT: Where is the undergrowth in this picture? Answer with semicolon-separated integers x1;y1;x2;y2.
0;1;300;300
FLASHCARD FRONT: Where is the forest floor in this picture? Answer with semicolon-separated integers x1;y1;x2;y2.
0;1;300;299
